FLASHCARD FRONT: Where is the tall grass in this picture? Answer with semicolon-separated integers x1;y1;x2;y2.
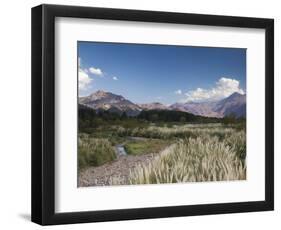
129;132;246;184
116;124;236;140
78;134;116;169
225;130;246;161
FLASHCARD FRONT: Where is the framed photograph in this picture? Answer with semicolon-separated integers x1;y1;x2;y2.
31;4;274;225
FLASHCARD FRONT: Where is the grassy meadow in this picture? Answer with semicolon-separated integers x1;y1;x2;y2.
78;118;246;184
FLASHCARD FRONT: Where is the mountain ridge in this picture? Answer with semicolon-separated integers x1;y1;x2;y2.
79;90;246;118
79;90;141;116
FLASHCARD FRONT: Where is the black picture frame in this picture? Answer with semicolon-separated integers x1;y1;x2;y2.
31;4;274;225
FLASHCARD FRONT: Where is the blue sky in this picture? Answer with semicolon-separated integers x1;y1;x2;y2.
78;41;246;105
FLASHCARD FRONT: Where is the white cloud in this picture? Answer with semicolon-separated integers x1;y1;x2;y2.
113;76;118;81
78;57;92;91
79;68;92;90
175;89;182;95
182;77;245;102
89;67;103;76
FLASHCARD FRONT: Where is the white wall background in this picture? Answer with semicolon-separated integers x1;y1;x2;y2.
0;0;279;229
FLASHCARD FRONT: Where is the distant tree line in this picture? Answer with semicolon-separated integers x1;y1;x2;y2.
79;105;239;131
137;110;221;123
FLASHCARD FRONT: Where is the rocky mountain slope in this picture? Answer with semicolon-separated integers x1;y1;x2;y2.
170;101;220;117
79;90;141;116
138;102;169;111
170;92;246;118
213;92;246;117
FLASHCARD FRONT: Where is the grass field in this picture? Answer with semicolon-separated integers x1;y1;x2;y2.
124;139;171;156
129;131;246;184
78;122;246;184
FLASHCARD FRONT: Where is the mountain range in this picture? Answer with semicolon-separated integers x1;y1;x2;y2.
170;92;246;118
79;90;246;118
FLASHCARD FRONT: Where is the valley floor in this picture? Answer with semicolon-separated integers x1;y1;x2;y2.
78;123;246;186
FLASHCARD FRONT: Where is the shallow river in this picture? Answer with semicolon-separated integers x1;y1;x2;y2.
115;145;127;156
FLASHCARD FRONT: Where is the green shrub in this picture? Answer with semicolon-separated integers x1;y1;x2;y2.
78;135;116;170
